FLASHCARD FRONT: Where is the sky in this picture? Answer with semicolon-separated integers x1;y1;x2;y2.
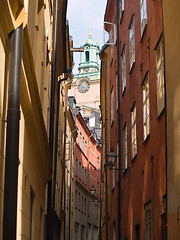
67;0;107;74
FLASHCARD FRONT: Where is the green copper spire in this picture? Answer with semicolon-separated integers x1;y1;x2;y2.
74;33;100;82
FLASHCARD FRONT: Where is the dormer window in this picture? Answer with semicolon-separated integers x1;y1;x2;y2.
85;51;89;62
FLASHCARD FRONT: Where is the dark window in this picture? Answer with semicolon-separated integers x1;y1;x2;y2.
135;224;140;240
85;51;89;62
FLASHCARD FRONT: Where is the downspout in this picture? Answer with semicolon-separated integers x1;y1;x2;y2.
51;80;60;239
161;1;168;237
3;24;23;240
99;52;108;240
46;0;59;238
115;0;122;239
99;121;103;240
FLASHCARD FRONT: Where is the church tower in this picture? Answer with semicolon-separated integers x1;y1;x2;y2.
68;33;100;118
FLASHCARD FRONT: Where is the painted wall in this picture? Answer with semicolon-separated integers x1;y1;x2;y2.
162;0;180;239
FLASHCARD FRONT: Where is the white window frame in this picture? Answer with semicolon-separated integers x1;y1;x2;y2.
129;16;135;70
120;0;124;18
156;38;165;116
140;0;147;36
123;123;127;169
122;45;126;93
131;103;137;159
143;74;150;140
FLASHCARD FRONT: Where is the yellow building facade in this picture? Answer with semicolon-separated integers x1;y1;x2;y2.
0;0;70;239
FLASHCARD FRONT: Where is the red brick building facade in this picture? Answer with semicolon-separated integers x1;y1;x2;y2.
102;0;166;239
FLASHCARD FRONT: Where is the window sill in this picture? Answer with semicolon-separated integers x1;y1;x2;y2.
143;133;150;145
129;61;135;75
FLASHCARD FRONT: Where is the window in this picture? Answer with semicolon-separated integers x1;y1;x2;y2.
110;29;114;61
97;182;99;195
123;123;127;169
80;133;82;148
97;157;100;170
76;159;78;176
140;0;147;36
113;221;116;240
85;169;87;185
82;166;84;183
120;0;124;18
82;137;85;152
85;51;89;62
144;202;152;240
79;162;81;179
122;45;126;92
131;104;137;159
111;86;114;124
156;38;164;115
85;141;87;155
143;75;150;140
135;224;140;240
129;16;135;70
75;190;78;208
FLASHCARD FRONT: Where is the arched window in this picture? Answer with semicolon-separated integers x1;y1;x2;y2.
85;51;89;62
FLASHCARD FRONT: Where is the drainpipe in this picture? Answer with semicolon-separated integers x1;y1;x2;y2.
99;122;103;240
99;51;108;240
115;0;122;239
3;24;23;240
161;1;167;237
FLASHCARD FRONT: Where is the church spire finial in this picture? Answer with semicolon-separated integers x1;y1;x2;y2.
89;22;92;37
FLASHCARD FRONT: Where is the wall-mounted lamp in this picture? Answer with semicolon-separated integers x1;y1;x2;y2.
106;147;117;167
90;185;96;195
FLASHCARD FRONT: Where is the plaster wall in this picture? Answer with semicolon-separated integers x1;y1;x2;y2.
162;0;180;238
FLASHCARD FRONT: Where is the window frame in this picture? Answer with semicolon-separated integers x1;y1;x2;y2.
123;122;128;169
142;74;150;140
156;37;165;116
131;103;137;159
121;45;126;93
129;16;135;71
144;201;152;240
140;0;147;36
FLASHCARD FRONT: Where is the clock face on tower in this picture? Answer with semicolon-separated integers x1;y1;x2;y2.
77;79;90;93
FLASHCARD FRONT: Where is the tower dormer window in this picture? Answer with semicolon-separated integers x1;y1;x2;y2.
85;51;89;62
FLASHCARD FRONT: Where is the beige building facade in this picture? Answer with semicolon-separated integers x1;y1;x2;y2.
0;0;70;239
